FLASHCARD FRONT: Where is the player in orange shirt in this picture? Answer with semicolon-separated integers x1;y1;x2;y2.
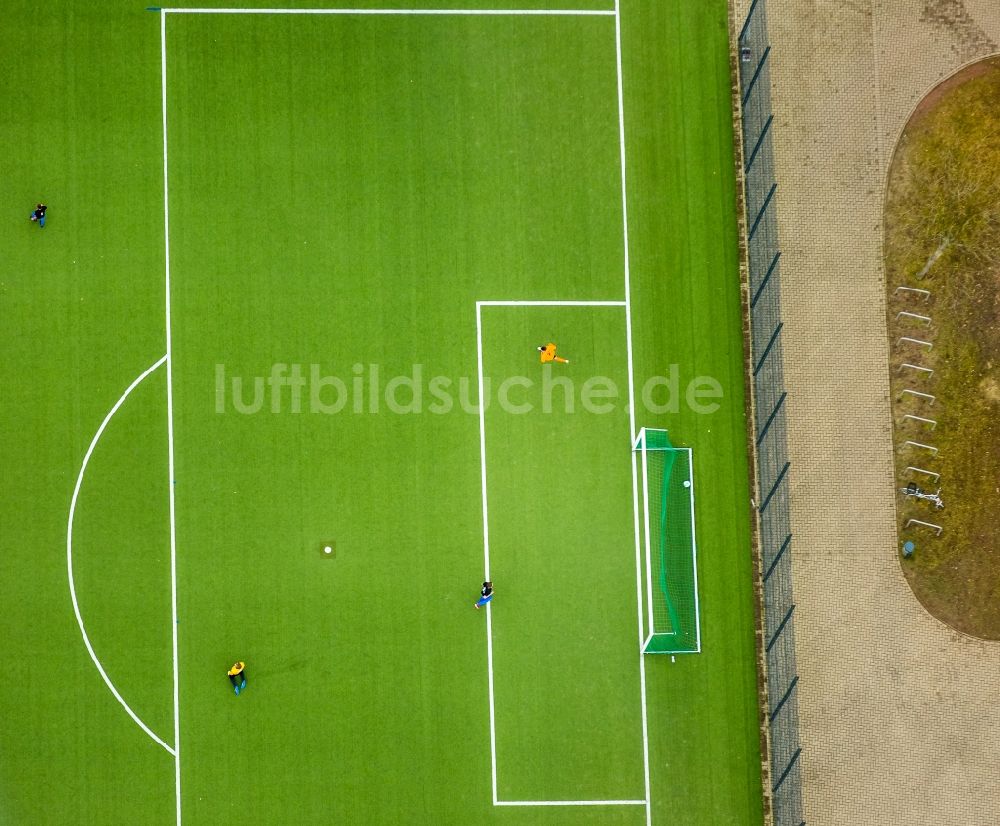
537;343;569;364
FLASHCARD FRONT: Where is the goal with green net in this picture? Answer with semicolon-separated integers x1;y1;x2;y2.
633;428;701;654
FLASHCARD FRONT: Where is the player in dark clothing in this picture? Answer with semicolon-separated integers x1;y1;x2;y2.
474;581;494;609
29;203;47;228
228;661;247;695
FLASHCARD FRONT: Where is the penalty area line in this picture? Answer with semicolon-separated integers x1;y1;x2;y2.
477;298;648;811
158;7;616;16
477;299;626;307
493;800;646;806
475;303;499;805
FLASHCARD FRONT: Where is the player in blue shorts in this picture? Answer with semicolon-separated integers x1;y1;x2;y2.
474;581;494;609
29;203;47;228
228;661;247;695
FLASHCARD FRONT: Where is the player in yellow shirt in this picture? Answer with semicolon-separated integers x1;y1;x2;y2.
228;661;247;695
537;343;569;364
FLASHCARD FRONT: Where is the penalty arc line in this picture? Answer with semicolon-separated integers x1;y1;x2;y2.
66;354;174;757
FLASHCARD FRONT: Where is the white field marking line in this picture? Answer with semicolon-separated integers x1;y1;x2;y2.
639;430;655;634
479;301;645;807
497;799;647;806
485;603;498;805
162;7;616;16
160;12;183;826
66;355;174;756
475;302;499;805
614;0;652;823
476;299;626;307
686;447;702;653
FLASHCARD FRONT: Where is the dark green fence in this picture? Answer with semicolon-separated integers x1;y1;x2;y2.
737;1;804;824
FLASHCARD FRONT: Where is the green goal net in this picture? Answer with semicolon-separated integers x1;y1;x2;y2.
634;428;701;654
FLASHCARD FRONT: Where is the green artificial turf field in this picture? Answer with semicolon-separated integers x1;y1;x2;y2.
0;2;763;824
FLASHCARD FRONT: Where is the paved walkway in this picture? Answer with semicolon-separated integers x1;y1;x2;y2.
733;1;1000;823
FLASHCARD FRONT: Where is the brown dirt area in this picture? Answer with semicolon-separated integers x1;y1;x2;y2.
885;58;1000;639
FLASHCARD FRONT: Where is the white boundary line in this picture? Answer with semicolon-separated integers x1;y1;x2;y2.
160;12;183;826
686;446;702;652
613;0;653;822
478;302;646;808
160;7;615;16
493;800;646;806
160;5;636;819
477;299;626;307
474;302;499;805
639;430;656;632
66;355;174;756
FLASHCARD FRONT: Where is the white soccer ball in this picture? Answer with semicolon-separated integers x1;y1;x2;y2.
683;481;691;488
323;546;332;554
